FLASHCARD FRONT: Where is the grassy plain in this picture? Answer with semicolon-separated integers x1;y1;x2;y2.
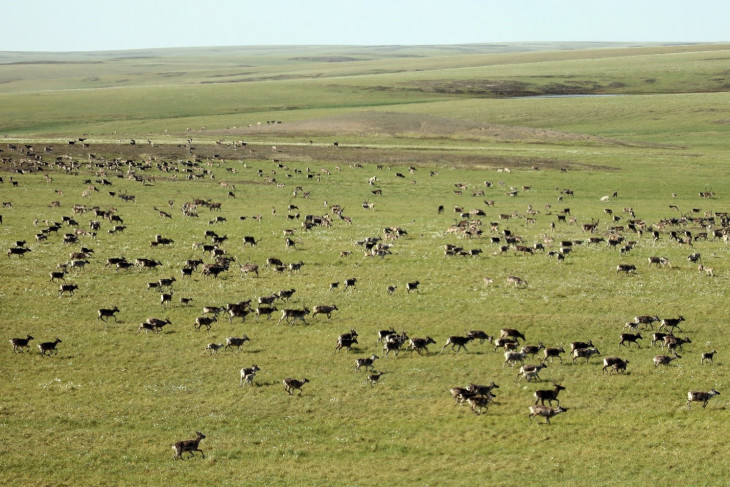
1;43;730;486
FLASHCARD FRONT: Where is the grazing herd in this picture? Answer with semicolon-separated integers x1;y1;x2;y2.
2;139;725;462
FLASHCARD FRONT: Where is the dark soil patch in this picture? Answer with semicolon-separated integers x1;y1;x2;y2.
0;140;606;175
406;79;625;97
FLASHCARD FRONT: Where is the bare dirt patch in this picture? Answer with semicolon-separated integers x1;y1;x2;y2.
0;139;598;175
211;111;670;149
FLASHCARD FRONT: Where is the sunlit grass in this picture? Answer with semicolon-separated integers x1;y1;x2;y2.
1;141;729;486
1;42;730;486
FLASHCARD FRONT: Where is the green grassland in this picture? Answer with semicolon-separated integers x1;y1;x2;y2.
1;43;730;486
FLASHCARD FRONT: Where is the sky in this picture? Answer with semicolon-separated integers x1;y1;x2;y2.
1;0;727;52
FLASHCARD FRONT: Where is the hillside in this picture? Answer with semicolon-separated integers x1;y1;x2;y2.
1;43;729;486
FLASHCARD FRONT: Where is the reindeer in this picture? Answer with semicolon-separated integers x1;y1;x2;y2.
654;352;681;367
466;396;492;415
517;362;547;381
658;316;685;333
355;355;379;371
450;387;476;405
376;328;396;344
195;316;217;331
528;405;567;425
504;351;526;367
49;270;67;282
687;389;720;409
335;335;358;352
406;281;420;293
572;347;600;364
202;306;223;318
172;432;206;460
366;372;384;386
534;383;566;406
569;340;593;354
278;307;310;326
240;365;261;386
663;335;692;352
227;303;250;323
242;236;259;247
9;335;33;353
312;305;338;319
602;357;630;374
441;335;473;354
138;318;171;334
619;333;643;348
634;315;660;330
206;343;224;354
407;337;436;355
648;256;672;268
239;263;259;278
383;333;408;357
283;378;309;396
58;283;78;297
701;350;717;364
494;337;518;351
521;342;545;358
224;336;250;351
255;306;278;320
698;264;714;277
506;276;527;287
500;328;526;342
160;291;173;307
543;346;566;364
97;307;120;322
38;338;62;356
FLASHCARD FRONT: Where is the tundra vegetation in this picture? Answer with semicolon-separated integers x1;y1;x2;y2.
1;42;729;486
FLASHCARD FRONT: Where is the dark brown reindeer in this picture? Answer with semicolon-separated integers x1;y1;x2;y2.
701;350;717;364
312;305;338;319
534;383;566;406
500;328;526;342
687;389;720;409
441;335;474;354
283;378;309;396
10;335;33;353
38;338;62;356
97;307;120;322
58;283;78;297
658;316;685;333
619;333;643;348
172;432;206;460
224;336;250;351
663;335;692;353
602;357;630;374
407;337;436;355
278;307;310;326
336;335;358;352
543;346;566;364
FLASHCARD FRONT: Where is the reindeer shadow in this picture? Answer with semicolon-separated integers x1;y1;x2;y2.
237;348;264;354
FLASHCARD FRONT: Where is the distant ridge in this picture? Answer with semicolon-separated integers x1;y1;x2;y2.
0;41;702;64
